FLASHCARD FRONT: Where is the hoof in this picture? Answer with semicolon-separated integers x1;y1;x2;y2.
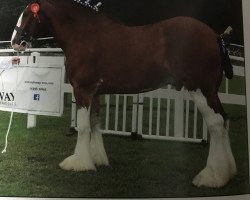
59;154;96;171
92;154;109;167
192;167;235;188
90;148;109;167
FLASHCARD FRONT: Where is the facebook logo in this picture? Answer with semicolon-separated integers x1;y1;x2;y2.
33;94;40;101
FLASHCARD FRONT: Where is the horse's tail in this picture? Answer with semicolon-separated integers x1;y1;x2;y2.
218;26;233;79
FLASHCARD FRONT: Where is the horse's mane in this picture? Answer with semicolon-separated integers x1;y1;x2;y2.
44;0;125;25
74;0;102;11
45;0;102;13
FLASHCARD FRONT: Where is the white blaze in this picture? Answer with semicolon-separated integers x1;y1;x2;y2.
11;12;23;45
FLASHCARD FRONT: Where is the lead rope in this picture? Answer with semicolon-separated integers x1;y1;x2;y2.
2;51;20;154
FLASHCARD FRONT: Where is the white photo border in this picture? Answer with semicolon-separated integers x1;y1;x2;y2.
0;0;249;199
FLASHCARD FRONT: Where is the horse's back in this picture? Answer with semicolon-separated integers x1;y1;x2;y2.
69;14;222;94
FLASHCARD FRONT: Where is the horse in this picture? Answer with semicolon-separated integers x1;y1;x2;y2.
11;0;236;188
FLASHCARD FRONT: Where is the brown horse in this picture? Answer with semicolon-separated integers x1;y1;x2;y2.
11;0;236;188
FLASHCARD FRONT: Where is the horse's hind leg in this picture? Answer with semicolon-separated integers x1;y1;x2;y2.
90;95;109;166
190;89;236;188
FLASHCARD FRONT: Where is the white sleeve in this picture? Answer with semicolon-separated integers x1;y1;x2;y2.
0;58;13;69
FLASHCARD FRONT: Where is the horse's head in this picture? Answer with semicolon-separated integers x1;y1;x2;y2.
11;1;44;51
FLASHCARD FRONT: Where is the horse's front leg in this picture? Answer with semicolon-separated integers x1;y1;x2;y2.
60;82;101;171
90;95;109;166
60;106;96;171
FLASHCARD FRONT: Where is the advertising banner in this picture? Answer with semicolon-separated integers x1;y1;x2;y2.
0;65;64;116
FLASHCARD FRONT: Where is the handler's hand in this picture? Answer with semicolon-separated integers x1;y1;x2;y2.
12;57;20;65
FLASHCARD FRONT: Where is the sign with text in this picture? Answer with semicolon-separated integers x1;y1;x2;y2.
0;65;64;116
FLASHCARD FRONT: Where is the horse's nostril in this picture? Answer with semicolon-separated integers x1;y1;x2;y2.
20;41;27;46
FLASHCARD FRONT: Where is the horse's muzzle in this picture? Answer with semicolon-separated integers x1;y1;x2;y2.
12;43;26;52
12;41;27;52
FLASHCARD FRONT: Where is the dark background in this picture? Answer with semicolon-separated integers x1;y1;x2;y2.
0;0;244;44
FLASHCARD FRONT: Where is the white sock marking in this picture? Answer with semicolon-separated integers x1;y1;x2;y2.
190;89;236;187
90;115;109;166
11;12;23;44
60;107;96;171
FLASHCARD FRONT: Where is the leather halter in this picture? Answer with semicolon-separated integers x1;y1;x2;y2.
14;5;41;44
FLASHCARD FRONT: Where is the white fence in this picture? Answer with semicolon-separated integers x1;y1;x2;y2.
0;46;246;143
100;53;245;143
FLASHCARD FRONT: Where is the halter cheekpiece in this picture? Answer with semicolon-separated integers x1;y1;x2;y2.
73;0;102;11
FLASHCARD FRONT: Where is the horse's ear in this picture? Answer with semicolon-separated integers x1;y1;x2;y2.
31;3;40;14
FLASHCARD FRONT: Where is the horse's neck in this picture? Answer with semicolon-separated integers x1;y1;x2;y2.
42;1;104;53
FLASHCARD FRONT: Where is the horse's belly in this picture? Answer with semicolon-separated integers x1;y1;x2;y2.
98;71;179;94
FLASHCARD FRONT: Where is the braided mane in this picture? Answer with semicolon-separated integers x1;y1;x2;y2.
73;0;102;11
